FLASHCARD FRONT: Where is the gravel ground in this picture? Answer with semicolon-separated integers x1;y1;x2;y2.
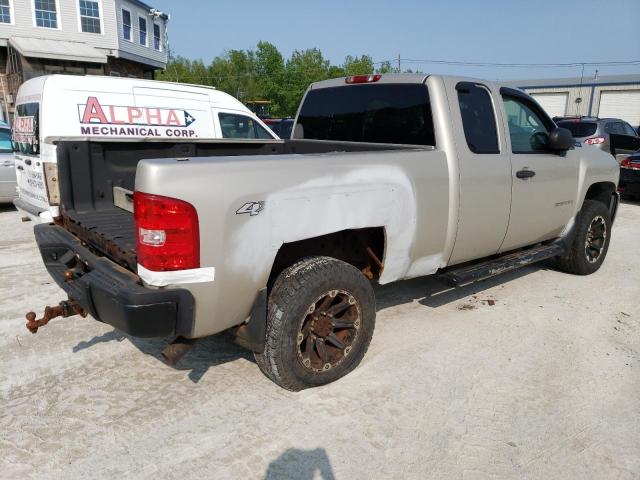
1;202;639;480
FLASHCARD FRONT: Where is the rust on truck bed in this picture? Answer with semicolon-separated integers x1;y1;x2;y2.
58;210;137;271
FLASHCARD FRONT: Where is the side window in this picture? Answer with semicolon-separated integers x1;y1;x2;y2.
457;83;499;154
218;113;273;139
622;122;638;136
502;96;551;153
605;122;625;135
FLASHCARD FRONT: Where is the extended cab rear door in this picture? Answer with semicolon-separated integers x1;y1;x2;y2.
448;82;512;264
499;89;579;252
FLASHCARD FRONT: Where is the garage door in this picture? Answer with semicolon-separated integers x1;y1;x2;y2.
598;90;640;129
530;92;568;118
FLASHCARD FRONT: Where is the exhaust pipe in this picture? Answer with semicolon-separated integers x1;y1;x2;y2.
161;337;196;366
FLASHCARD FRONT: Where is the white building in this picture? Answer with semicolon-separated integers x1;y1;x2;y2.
0;0;169;115
506;74;640;129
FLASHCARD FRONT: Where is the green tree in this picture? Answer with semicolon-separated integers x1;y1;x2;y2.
283;48;330;114
254;41;286;116
343;55;374;76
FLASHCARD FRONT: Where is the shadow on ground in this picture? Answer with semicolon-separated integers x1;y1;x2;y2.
264;448;335;480
0;203;16;213
620;196;640;206
71;262;548;383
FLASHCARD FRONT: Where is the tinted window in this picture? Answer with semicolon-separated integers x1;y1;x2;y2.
13;103;40;156
622;122;638;137
297;84;435;146
457;83;499;153
0;127;11;152
280;119;294;139
556;121;598;138
503;96;550;153
219;113;273;139
605;122;625;135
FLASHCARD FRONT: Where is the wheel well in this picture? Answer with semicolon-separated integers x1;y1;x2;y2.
269;227;386;285
584;182;616;209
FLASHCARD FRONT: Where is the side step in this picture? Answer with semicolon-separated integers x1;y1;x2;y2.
438;243;564;287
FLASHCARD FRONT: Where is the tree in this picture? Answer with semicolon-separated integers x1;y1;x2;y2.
343;55;374;76
254;41;286;116
157;44;384;116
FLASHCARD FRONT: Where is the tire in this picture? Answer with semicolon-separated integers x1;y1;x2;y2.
255;256;376;391
555;199;612;275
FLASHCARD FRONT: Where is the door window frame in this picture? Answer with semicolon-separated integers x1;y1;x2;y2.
456;81;501;154
500;87;556;155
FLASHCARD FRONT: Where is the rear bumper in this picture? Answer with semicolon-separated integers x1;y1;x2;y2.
34;223;195;338
619;168;640;195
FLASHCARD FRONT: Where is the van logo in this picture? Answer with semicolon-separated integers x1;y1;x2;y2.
77;97;198;138
79;97;196;127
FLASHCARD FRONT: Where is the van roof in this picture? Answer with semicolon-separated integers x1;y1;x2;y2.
43;73;217;91
17;74;253;112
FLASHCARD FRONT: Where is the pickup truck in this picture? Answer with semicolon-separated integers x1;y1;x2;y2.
27;73;620;391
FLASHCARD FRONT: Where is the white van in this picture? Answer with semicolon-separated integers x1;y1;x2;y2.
12;75;277;221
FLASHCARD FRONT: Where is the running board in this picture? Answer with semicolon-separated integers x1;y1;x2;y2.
438;243;564;287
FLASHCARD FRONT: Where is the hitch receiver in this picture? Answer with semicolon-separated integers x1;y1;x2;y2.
26;300;88;334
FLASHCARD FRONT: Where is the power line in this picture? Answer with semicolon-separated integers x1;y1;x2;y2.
373;58;640;68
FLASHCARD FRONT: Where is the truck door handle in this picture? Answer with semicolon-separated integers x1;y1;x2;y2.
516;169;536;179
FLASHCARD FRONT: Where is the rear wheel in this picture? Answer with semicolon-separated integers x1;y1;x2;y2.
555;199;611;275
255;256;375;391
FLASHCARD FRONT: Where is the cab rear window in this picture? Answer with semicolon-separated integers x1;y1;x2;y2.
13;102;40;155
556;121;597;138
297;84;435;146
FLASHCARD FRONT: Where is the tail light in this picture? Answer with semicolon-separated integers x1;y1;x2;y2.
345;74;381;84
585;136;605;145
133;192;199;272
620;156;640;170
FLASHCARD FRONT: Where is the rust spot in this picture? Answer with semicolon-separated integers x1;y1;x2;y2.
26;300;87;334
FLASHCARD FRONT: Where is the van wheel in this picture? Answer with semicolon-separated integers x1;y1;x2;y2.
255;257;375;391
555;200;611;275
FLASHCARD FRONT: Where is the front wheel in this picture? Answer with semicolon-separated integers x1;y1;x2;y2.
555;199;612;275
255;256;376;391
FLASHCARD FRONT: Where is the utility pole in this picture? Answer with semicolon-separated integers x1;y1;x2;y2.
397;54;401;73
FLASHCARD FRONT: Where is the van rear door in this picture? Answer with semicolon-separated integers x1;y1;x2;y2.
13;102;49;214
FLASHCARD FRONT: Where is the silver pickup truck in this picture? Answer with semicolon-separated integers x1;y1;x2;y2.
28;74;619;390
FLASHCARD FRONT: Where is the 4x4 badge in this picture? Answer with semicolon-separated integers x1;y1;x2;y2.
236;201;264;216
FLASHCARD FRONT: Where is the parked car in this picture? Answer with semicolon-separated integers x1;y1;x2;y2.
26;73;619;391
0;123;16;203
556;116;640;162
619;149;640;199
12;75;277;222
263;118;295;139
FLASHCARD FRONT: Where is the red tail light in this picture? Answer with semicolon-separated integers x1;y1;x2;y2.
620;157;640;170
133;192;200;272
585;136;605;145
345;74;381;84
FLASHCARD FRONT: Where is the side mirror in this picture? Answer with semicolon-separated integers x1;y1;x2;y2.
548;127;574;151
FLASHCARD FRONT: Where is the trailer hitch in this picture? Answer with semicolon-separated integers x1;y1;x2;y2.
25;300;88;334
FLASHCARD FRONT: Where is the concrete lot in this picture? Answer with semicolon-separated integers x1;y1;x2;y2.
1;202;639;480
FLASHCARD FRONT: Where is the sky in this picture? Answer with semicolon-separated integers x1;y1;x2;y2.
149;0;640;81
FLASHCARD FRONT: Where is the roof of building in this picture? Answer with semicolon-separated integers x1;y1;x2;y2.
9;37;107;64
126;0;170;20
503;74;640;89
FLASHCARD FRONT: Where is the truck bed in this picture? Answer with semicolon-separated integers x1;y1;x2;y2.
55;139;421;271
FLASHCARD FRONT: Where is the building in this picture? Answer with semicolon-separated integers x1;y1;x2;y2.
506;74;640;128
0;0;169;118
